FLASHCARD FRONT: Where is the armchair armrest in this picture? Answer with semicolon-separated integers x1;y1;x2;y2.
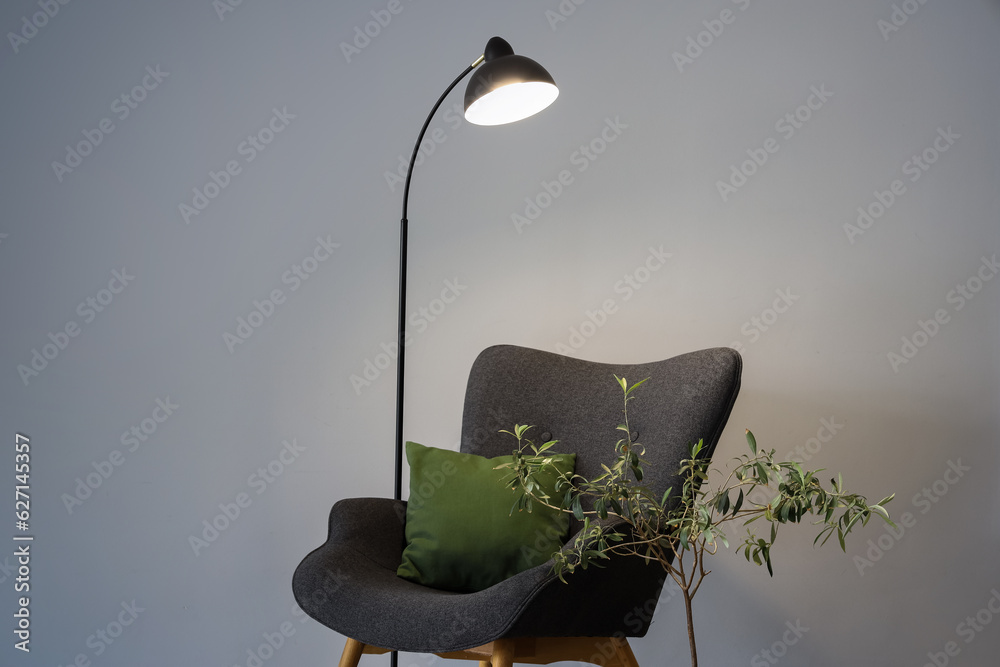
327;497;408;570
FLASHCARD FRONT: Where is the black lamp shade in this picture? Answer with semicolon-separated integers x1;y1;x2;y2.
464;37;558;126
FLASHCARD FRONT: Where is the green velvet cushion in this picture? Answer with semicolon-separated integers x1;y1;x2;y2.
397;441;576;593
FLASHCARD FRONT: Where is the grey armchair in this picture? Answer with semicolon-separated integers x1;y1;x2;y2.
293;345;742;667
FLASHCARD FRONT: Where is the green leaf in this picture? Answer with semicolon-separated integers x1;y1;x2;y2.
691;440;704;458
715;492;731;514
746;429;757;455
871;505;892;522
733;489;744;515
624;377;649;397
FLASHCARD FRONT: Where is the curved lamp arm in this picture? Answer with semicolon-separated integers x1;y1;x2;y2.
394;55;485;502
401;56;484;225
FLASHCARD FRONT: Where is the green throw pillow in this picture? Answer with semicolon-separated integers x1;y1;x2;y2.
397;441;576;593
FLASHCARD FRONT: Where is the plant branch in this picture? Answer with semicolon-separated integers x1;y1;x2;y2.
497;378;895;667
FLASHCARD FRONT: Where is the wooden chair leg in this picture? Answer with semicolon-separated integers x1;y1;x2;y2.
610;637;639;667
478;661;491;667
490;638;516;667
339;638;366;667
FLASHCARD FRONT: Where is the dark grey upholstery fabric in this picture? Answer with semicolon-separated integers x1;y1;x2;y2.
292;345;741;652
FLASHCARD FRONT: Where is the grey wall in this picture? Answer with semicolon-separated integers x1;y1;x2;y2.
2;1;998;666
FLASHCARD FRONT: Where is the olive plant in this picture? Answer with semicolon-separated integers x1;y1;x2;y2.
497;377;894;667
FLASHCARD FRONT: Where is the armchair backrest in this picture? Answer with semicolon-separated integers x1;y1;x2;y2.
461;345;742;504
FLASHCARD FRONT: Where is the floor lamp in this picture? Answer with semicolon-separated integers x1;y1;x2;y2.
393;36;559;504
